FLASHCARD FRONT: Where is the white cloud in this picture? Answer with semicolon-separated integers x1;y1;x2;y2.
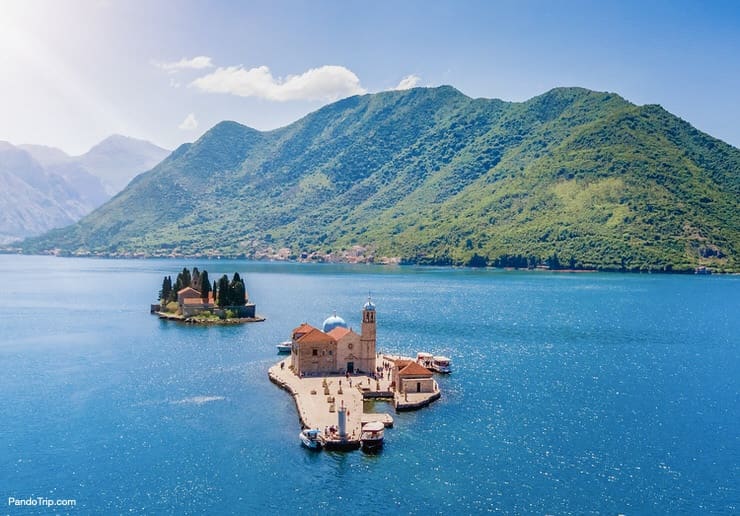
155;56;214;73
394;74;421;90
178;113;198;130
191;64;366;102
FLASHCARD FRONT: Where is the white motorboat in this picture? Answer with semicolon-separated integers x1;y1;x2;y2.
360;421;385;451
276;341;292;354
431;356;451;374
299;428;324;449
416;352;433;369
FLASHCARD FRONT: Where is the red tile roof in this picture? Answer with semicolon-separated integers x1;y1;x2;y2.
398;362;433;377
178;286;200;297
292;322;315;335
297;328;335;345
327;327;352;340
394;359;414;368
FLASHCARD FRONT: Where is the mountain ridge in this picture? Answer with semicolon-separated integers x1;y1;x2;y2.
17;86;740;272
0;136;170;243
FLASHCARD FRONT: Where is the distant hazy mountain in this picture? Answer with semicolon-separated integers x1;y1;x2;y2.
18;144;71;166
19;86;740;272
77;135;171;196
0;143;92;244
0;136;169;244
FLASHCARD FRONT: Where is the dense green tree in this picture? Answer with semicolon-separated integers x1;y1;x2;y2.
173;273;183;294
467;253;487;267
158;275;172;303
217;275;230;307
200;270;211;300
231;279;246;305
178;268;191;292
228;272;246;305
546;253;561;270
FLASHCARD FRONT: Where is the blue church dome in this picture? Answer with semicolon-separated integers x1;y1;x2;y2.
322;312;348;332
363;298;376;311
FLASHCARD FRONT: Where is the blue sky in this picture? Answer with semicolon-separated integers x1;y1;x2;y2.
1;0;739;154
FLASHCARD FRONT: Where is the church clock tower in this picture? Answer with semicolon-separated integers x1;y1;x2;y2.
360;297;377;371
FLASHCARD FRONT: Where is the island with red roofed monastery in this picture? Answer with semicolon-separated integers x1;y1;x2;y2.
269;297;442;451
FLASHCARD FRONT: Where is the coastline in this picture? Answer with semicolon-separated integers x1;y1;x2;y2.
154;311;265;325
1;249;734;274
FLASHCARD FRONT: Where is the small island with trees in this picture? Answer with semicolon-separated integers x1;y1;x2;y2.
151;267;263;324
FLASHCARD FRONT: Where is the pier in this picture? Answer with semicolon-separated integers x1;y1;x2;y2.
268;353;440;449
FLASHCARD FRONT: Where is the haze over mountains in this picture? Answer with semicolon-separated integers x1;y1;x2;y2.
18;86;740;272
0;136;169;244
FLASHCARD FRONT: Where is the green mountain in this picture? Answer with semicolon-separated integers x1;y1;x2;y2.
19;86;740;272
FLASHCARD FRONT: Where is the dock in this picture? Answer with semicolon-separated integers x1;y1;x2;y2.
268;353;440;450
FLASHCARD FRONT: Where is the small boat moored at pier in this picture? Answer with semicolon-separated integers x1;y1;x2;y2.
277;341;292;354
360;421;385;451
416;352;433;369
299;428;324;449
431;356;451;374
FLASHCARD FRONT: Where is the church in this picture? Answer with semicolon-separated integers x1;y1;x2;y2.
290;298;377;376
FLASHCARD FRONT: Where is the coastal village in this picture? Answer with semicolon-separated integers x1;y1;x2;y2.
269;297;448;451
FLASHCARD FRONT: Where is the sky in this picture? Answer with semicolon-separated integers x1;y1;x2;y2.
1;0;739;155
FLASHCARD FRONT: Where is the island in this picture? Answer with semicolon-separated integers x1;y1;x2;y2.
269;297;442;451
150;267;263;324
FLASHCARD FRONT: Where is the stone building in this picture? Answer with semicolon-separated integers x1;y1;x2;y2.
391;360;435;394
176;286;255;318
177;287;215;317
290;298;377;376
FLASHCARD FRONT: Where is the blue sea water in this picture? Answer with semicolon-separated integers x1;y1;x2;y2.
0;255;738;515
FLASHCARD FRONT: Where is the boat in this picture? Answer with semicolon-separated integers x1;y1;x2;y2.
276;340;292;354
299;428;324;449
431;356;451;374
416;352;433;369
360;421;385;451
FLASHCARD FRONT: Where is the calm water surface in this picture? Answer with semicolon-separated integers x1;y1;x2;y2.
1;255;738;514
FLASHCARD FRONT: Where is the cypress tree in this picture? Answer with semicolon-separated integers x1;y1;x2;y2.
200;270;211;301
173;272;183;294
232;280;246;305
217;275;230;307
229;273;246;306
180;268;192;291
158;276;170;302
160;276;177;303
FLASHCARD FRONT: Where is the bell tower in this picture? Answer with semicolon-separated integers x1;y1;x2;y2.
360;296;376;371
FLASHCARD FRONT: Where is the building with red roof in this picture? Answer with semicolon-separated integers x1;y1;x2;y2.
392;360;435;394
177;287;215;317
289;298;377;377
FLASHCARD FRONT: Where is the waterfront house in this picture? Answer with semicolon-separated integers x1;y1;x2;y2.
392;360;435;394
